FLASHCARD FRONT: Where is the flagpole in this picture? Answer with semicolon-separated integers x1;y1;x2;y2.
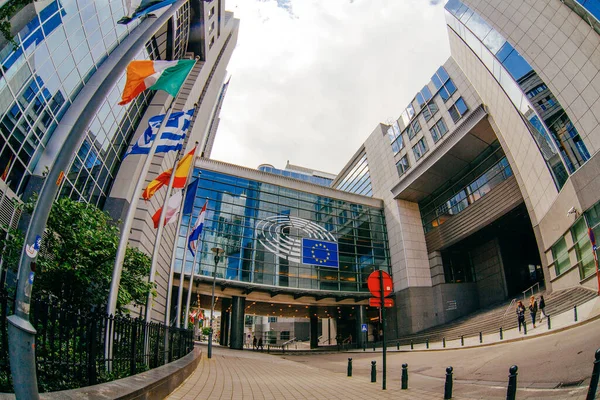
184;218;204;327
164;140;199;329
175;223;192;328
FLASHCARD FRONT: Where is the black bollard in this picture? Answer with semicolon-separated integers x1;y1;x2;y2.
401;363;408;389
479;332;482;343
547;315;551;330
371;360;376;383
506;365;518;400
397;342;400;351
444;366;453;399
500;327;503;340
461;335;464;346
410;340;414;350
523;320;527;335
373;343;376;351
575;305;578;322
347;358;352;377
443;337;446;348
426;338;429;349
586;348;600;400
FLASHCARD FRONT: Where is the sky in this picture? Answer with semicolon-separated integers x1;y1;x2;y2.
211;0;451;176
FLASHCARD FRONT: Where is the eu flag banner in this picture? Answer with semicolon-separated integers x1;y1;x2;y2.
302;238;339;268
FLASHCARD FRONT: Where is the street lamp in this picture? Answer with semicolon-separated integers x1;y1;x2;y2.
208;246;224;359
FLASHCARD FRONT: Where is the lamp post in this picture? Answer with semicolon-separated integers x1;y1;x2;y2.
208;247;224;359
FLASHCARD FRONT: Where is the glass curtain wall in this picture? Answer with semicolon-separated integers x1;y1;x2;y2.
445;0;590;190
334;151;372;197
176;169;390;292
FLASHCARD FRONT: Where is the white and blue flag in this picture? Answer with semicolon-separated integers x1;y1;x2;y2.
123;109;194;158
188;200;208;257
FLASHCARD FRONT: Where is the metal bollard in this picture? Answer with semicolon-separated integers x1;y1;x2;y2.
523;321;527;335
371;360;376;383
586;348;600;400
443;337;446;348
410;340;414;350
397;342;400;350
500;327;503;340
444;366;453;399
506;365;518;400
575;305;578;322
426;338;429;349
347;358;352;377
401;363;408;389
461;335;464;346
479;332;482;343
547;315;551;330
373;343;376;351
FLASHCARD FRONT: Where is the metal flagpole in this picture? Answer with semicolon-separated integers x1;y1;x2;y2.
164;140;199;328
184;218;205;327
175;222;192;328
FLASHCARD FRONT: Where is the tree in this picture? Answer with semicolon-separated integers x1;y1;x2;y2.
0;197;154;313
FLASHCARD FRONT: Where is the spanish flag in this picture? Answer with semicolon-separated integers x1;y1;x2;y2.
119;60;195;105
142;147;195;200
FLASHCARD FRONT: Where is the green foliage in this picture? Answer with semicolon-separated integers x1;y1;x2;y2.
202;327;211;336
3;197;154;312
0;0;33;45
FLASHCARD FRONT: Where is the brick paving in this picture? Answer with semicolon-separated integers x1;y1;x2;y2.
168;346;472;400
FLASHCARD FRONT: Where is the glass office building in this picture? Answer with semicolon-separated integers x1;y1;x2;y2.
175;168;391;292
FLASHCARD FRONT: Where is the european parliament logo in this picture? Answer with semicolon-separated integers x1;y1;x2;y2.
302;238;339;268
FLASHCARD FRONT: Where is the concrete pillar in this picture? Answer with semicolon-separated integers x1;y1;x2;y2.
220;298;231;346
229;296;245;350
355;305;367;348
309;306;318;349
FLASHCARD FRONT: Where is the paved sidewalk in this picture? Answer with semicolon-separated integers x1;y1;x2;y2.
167;346;474;400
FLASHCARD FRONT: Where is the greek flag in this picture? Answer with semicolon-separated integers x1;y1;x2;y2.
123;109;194;158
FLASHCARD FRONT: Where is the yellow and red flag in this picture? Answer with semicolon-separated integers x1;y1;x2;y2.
142;147;195;200
119;60;195;105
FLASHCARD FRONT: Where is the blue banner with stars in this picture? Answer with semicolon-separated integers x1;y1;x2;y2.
301;238;339;268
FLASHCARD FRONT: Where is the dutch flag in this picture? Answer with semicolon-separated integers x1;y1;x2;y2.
123;109;194;158
188;200;208;257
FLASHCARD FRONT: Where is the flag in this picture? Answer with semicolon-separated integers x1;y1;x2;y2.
301;238;339;268
151;190;183;229
188;200;208;256
183;179;199;215
1;154;12;181
119;60;195;105
118;0;179;24
124;109;194;158
142;146;196;200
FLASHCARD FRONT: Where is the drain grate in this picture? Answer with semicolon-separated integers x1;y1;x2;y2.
555;380;584;388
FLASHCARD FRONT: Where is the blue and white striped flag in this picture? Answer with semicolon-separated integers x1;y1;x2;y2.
123;109;194;158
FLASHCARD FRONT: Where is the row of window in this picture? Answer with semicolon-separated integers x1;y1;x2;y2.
333;152;373;197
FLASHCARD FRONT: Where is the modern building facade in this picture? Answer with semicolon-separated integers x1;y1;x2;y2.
0;0;239;322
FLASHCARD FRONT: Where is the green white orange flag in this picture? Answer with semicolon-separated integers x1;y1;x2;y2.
142;147;196;200
119;60;196;105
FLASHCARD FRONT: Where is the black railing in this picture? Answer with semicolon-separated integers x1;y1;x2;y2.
0;290;193;393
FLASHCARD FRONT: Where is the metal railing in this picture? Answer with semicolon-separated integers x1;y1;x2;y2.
522;282;541;301
0;290;194;393
501;298;516;329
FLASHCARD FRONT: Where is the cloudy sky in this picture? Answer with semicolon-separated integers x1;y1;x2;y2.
211;0;450;176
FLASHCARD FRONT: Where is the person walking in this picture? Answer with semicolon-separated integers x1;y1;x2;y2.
516;300;526;333
253;335;257;350
528;295;538;328
257;337;264;351
539;295;548;322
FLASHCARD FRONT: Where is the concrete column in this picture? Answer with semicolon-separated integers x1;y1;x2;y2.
309;306;318;349
355;305;367;348
229;296;245;350
220;298;231;346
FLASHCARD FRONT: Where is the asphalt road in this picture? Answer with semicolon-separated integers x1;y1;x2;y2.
281;318;600;399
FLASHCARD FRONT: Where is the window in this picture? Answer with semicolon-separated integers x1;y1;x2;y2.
208;6;215;18
448;97;468;123
396;156;410;176
268;316;278;323
412;138;428;161
439;79;457;102
431;118;448;142
551;237;570;276
392;136;403;154
209;36;215;50
432;66;450;90
280;331;290;341
406;124;415;140
537;96;556;111
416;86;433;108
209;21;215;34
571;219;595;279
412;120;421;135
526;83;547;99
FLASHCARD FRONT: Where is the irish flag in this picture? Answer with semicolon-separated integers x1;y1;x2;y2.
142;147;196;200
119;60;196;105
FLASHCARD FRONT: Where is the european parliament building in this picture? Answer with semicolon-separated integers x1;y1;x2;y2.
175;0;600;348
0;0;239;323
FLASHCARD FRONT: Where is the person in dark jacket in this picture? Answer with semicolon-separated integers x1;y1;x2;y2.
538;295;547;322
528;295;538;328
516;300;526;333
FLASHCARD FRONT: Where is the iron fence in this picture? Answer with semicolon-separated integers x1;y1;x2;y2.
0;290;193;393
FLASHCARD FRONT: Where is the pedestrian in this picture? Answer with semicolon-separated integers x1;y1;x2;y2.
516;300;526;333
539;295;548;322
253;335;257;350
529;295;538;328
257;337;263;351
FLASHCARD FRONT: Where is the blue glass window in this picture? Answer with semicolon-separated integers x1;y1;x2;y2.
396;156;410;176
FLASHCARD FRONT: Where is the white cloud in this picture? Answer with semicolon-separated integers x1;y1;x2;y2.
212;0;451;176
